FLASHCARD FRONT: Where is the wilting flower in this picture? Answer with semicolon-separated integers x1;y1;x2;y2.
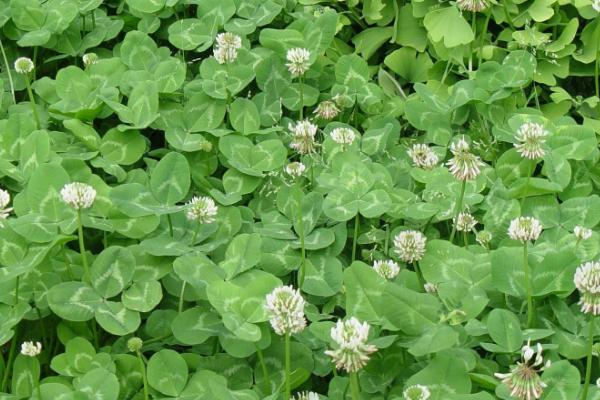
285;162;306;177
574;226;593;241
514;122;547;160
213;32;242;64
408;144;438;170
286;48;311;76
424;283;438;294
289;120;318;154
61;182;96;210
314;100;340;120
14;57;34;74
394;230;427;263
403;384;431;400
495;340;550;400
456;0;489;12
508;217;542;242
574;260;600;315
593;0;600;13
325;317;377;372
0;188;12;221
372;260;400;280
127;337;143;352
454;212;477;232
293;392;320;400
446;137;485;181
185;196;218;224
265;286;306;336
476;230;493;247
21;341;42;357
82;53;99;66
330;127;356;146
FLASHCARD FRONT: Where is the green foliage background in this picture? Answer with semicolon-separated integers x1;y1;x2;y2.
1;0;600;399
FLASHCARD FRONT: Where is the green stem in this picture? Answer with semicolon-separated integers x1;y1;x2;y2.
350;372;360;400
523;241;534;328
24;75;40;129
190;223;200;246
463;231;468;248
477;12;491;68
469;12;476;74
284;333;291;400
502;1;516;30
299;76;304;120
1;329;17;392
35;380;42;400
449;181;467;243
595;38;600;117
352;214;360;262
178;281;187;314
14;276;19;305
167;215;174;238
296;183;306;287
582;315;595;400
413;260;425;289
136;351;149;400
384;224;389;255
90;320;99;349
254;344;271;395
0;37;16;104
35;308;48;351
76;209;91;283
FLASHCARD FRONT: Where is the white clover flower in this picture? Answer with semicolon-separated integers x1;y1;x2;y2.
403;384;431;400
597;377;600;388
476;230;493;247
185;196;218;224
495;339;550;400
20;341;42;357
508;217;542;242
289;120;318;154
574;260;600;315
408;144;439;170
285;162;306;177
394;230;427;263
60;182;96;210
325;317;377;373
454;212;477;232
456;0;489;12
574;226;593;241
372;260;400;280
286;48;311;77
593;0;600;12
82;53;99;66
213;32;242;64
424;282;438;294
314;100;340;120
0;188;12;221
330;127;356;146
265;285;306;336
293;392;320;400
14;57;34;74
446;137;485;181
514;122;547;160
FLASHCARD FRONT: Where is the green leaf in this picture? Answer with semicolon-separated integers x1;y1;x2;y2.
150;152;191;205
229;98;261;134
94;301;140;335
74;368;120;400
424;6;474;47
100;128;146;165
486;309;522;352
48;282;102;321
219;233;262;279
147;349;188;396
90;246;135;298
381;283;441;335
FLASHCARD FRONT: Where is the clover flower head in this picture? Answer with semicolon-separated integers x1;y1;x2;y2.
213;32;242;64
289;120;318;154
508;217;542;242
330;127;356;146
574;260;600;315
494;339;550;400
574;226;593;241
21;341;42;357
293;392;320;400
514;122;547;160
424;282;438;294
446;137;484;181
285;162;306;177
185;196;218;224
403;384;431;400
14;57;34;74
61;182;96;210
408;144;438;170
476;230;493;247
394;230;427;263
314;100;340;120
372;259;400;280
265;285;306;336
325;317;377;372
593;0;600;12
127;337;143;352
286;48;311;76
0;189;12;221
82;53;99;66
456;0;489;12
454;212;477;232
